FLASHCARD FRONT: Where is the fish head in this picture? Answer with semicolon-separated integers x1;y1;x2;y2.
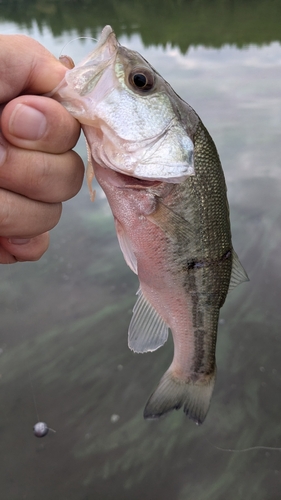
52;25;197;182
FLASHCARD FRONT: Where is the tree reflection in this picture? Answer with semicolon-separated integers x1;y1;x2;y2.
1;0;281;51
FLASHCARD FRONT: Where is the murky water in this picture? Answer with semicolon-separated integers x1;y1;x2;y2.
1;2;281;499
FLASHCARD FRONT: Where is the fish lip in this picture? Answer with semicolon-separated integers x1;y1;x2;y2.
80;25;119;67
71;26;119;96
97;25;116;49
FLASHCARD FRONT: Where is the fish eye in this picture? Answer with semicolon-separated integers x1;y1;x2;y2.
129;69;154;91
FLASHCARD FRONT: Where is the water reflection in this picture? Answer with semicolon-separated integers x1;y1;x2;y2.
1;3;281;500
1;0;281;49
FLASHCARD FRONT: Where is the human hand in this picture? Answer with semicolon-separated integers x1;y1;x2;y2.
0;35;84;263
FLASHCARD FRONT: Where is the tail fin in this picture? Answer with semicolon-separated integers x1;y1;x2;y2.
143;368;216;425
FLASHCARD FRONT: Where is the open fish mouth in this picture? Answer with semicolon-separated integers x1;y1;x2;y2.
109;171;163;189
92;163;167;191
63;26;119;96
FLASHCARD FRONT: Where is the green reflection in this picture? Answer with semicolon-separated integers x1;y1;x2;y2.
1;0;281;49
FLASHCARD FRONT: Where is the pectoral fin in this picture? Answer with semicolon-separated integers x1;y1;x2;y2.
228;250;249;292
114;218;138;274
147;200;194;243
128;288;169;353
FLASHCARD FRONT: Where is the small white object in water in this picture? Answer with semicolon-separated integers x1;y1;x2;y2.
110;414;120;423
33;422;49;437
33;422;56;438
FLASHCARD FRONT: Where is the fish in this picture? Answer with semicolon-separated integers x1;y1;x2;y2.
51;25;248;424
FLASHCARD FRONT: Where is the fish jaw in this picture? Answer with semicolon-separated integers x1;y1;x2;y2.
64;25;119;96
81;120;194;183
50;25;119;120
51;26;196;182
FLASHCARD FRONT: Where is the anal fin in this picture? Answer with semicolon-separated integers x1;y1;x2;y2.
128;288;169;353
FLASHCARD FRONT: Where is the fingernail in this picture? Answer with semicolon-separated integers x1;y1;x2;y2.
9;104;47;140
0;143;7;166
9;238;31;245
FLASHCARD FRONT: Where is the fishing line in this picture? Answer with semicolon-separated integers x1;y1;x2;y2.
28;371;40;422
206;437;281;453
59;36;97;59
3;264;54;437
28;371;56;438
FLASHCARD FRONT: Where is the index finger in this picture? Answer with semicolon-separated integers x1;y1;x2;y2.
0;35;67;102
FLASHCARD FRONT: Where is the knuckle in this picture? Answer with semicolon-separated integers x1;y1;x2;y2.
14;233;50;262
33;153;52;193
0;190;13;232
45;202;62;231
44;102;80;152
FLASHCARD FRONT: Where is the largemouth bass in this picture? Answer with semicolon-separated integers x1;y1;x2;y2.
51;26;248;424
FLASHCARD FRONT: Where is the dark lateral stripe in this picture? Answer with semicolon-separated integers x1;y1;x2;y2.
193;328;206;373
187;249;232;270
